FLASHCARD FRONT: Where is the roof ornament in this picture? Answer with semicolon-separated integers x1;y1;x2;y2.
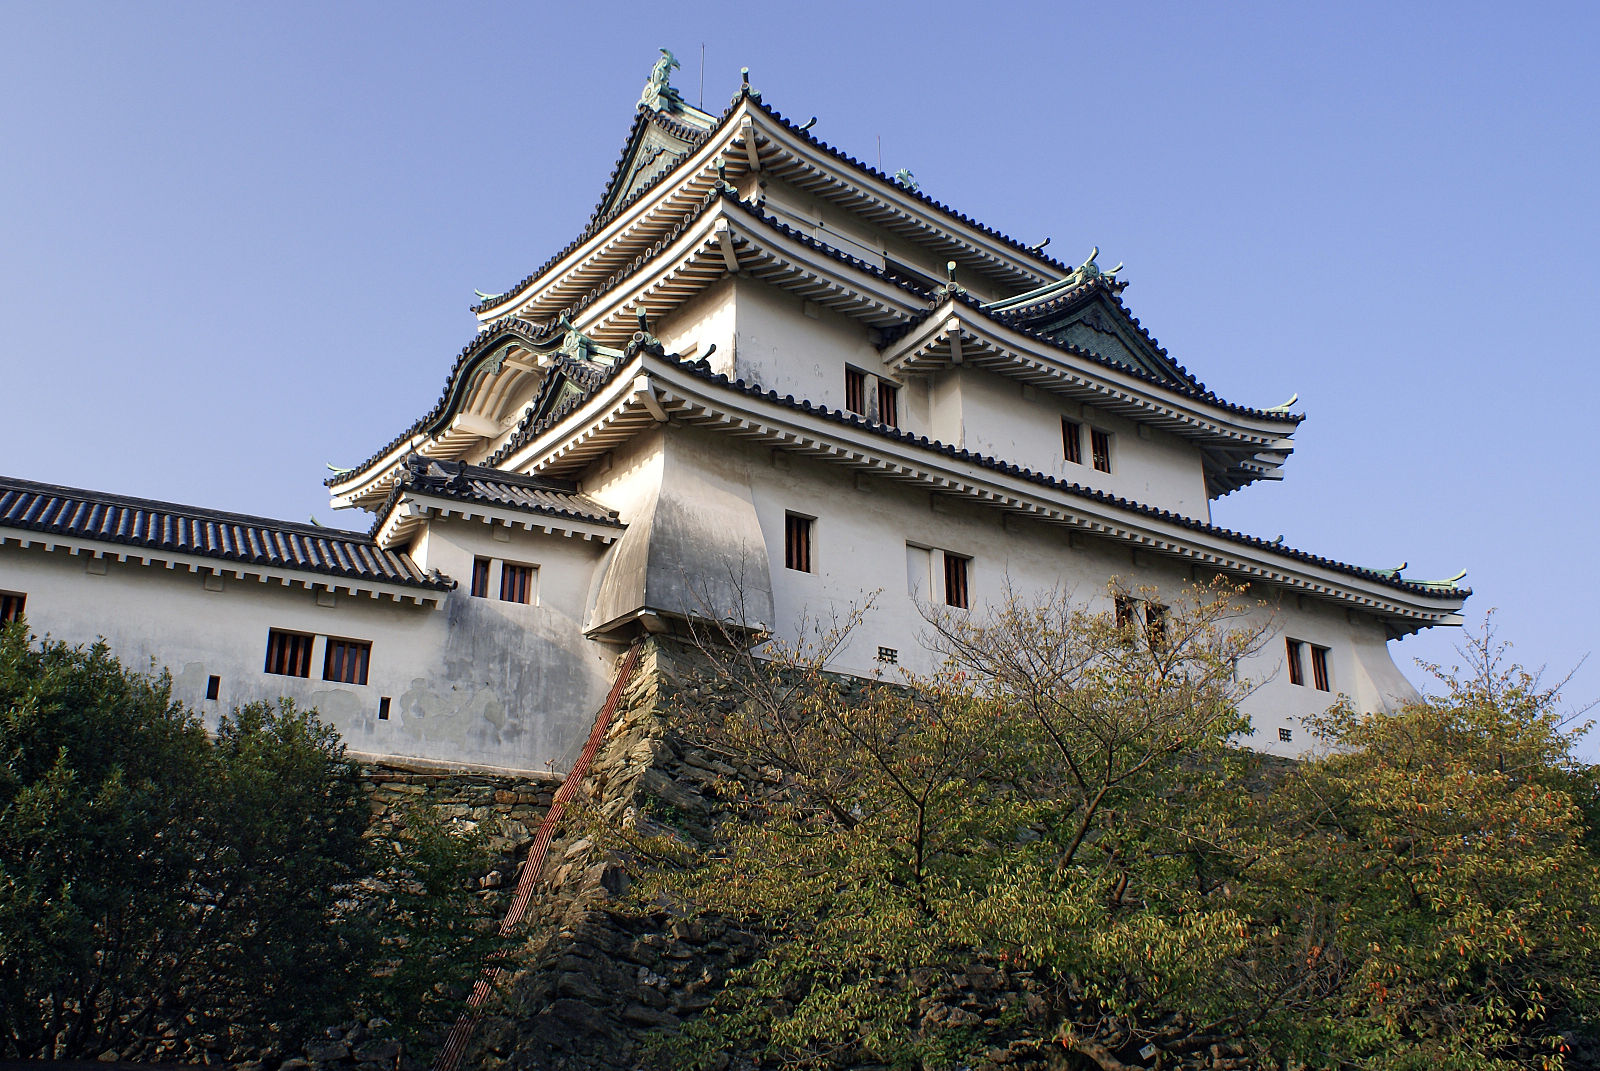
473;289;504;303
733;66;761;104
1265;392;1300;413
798;116;817;132
1030;237;1051;251
1068;246;1122;285
639;48;685;114
557;313;593;362
892;168;919;192
715;156;732;191
1372;562;1409;580
326;462;354;474
945;260;963;294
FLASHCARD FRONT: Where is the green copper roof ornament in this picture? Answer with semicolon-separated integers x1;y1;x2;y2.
1070;246;1122;284
715;156;731;190
557;313;593;362
892;168;919;192
326;462;354;474
734;66;761;103
473;289;504;303
639;48;685;113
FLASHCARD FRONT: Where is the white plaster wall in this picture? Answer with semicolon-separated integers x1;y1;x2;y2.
659;426;1421;758
730;279;889;405
656;277;737;376
0;527;619;774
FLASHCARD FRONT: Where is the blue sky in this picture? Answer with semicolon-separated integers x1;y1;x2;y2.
3;3;1596;749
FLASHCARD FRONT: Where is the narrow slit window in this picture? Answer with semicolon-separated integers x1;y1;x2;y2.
265;629;314;678
1090;428;1112;473
323;638;372;685
471;557;491;598
1286;638;1306;687
1062;419;1082;465
500;563;535;605
205;675;220;701
844;367;867;416
785;513;813;572
877;380;899;428
1311;645;1331;691
378;696;392;721
943;552;970;609
0;591;24;625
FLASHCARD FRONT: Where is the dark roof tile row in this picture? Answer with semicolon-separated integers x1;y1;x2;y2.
381;457;621;530
0;475;448;591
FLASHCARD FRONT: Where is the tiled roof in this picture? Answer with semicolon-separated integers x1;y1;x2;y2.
0;475;449;590
388;457;621;528
660;362;1466;604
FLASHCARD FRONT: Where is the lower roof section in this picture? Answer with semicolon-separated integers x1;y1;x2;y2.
495;352;1468;637
0;474;449;598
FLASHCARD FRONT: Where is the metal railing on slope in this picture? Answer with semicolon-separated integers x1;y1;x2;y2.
432;640;645;1071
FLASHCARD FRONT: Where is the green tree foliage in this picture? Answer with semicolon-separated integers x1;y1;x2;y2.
626;589;1600;1070
0;624;498;1060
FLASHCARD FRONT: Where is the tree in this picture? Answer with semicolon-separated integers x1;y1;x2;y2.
0;623;497;1061
623;591;1600;1070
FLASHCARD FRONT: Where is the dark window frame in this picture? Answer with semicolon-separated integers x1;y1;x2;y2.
470;557;491;598
943;551;971;610
1144;602;1168;649
1062;419;1082;465
1310;645;1331;691
1278;727;1293;743
265;629;315;678
323;637;372;686
844;366;868;416
877;379;899;428
0;591;24;626
784;512;814;573
500;562;536;604
1286;638;1306;687
1090;428;1113;473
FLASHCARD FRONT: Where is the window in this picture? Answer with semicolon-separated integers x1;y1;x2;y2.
785;513;813;572
844;367;868;416
1090;428;1112;473
877;380;899;428
265;630;314;678
943;552;970;609
876;646;898;665
0;591;24;625
1310;645;1331;691
1144;603;1168;648
471;557;491;598
500;562;536;604
1278;727;1293;743
205;675;220;701
378;696;392;721
323;638;371;685
1062;419;1082;465
1285;638;1306;687
1114;595;1137;630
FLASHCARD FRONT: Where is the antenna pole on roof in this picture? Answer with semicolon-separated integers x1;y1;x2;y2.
877;134;882;171
698;43;705;108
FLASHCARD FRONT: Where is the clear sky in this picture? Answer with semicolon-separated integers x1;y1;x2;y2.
3;3;1596;751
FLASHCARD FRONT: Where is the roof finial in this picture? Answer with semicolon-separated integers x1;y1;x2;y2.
636;305;650;334
715;155;730;190
892;168;919;192
639;48;685;113
946;261;958;290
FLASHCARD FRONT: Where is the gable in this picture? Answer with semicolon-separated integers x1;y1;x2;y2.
1015;291;1188;387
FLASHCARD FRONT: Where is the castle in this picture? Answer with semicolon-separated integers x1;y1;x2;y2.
0;57;1468;771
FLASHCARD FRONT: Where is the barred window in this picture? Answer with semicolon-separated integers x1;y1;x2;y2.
1114;595;1137;630
1090;428;1113;473
877;380;899;428
470;557;491;598
265;629;314;678
0;591;24;625
1144;602;1168;648
1310;645;1331;692
323;638;371;686
500;563;536;604
943;552;970;610
785;513;813;572
1062;419;1082;465
1278;727;1293;743
844;367;868;415
1286;638;1306;687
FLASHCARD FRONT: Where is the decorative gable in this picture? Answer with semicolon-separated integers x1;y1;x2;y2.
1022;291;1186;386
